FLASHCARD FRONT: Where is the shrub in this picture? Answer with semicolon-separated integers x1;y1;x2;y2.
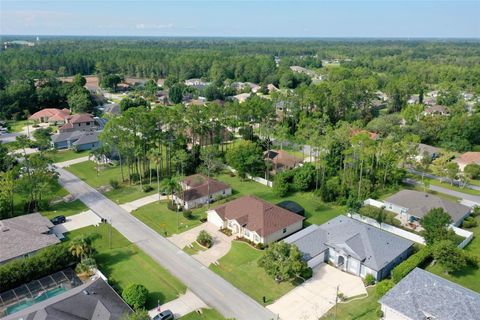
376;308;384;318
292;163;315;191
197;230;213;248
376;279;395;297
462;216;478;228
183;210;192;219
129;173;140;183
364;274;376;286
109;179;120;190
142;185;154;193
167;202;180;211
273;171;291;197
0;244;79;291
122;284;149;310
391;246;431;283
75;257;97;275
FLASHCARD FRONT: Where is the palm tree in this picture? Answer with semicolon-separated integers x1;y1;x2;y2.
161;176;181;207
69;236;92;260
148;148;162;202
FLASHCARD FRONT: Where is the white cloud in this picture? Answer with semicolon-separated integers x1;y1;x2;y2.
135;23;174;30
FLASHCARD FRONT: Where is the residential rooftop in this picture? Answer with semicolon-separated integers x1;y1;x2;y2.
380;268;480;320
0;213;61;264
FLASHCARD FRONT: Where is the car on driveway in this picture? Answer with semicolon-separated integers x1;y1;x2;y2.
153;310;174;320
50;215;66;225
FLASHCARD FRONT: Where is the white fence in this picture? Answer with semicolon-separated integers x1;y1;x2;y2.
226;166;272;187
361;198;474;248
349;213;426;245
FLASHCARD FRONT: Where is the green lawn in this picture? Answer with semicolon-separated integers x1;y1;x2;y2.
470;179;480;187
216;173;345;227
210;241;295;305
6;120;30;132
65;160;156;204
426;215;480;293
132;201;206;236
45;149;90;163
40;199;88;219
183;242;207;255
180;309;226;320
65;224;186;308
321;287;380;320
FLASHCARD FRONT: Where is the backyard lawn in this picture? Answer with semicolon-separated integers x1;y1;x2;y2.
45;149;90;163
216;173;345;226
41;199;88;219
132;201;206;236
180;309;226;320
426;215;480;293
210;241;296;305
65;160;156;204
64;224;186;309
321;287;379;320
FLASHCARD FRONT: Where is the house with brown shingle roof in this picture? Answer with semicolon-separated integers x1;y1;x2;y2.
207;195;304;245
455;152;480;171
29;108;71;124
264;150;303;174
58;113;97;133
173;174;232;210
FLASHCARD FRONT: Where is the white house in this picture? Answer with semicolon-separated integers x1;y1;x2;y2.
284;216;414;280
173;174;231;210
207;195;304;245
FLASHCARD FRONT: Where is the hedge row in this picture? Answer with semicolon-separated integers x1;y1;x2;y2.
0;244;79;291
391;246;432;283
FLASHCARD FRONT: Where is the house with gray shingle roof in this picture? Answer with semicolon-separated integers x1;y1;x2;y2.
284;216;414;280
380;268;480;320
384;190;471;227
0;213;61;264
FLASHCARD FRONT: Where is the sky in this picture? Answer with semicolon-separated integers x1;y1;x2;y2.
1;1;479;38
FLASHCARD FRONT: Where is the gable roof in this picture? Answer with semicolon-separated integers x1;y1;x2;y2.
72;131;100;146
213;195;304;237
455;152;480;166
3;278;132;320
0;213;60;263
51;130;85;144
180;174;230;202
380;268;480;320
385;190;470;224
418;143;441;156
264;150;303;169
285;216;413;271
68;113;95;124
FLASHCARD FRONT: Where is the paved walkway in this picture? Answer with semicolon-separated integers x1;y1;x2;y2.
120;193;167;212
148;290;208;318
169;223;233;266
56;168;274;320
267;264;367;320
52;210;102;237
55;156;90;168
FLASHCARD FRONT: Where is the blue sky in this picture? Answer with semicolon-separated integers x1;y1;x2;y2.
1;1;479;38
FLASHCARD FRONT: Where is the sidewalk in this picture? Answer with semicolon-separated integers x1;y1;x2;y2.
147;290;208;318
120;193;167;212
55;156;90;168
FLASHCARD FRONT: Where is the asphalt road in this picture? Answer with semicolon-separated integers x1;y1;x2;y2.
407;167;480;192
404;178;480;205
57;168;276;320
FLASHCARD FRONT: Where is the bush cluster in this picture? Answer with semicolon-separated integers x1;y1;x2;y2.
183;210;192;219
273;163;316;197
0;244;79;291
142;185;154;193
197;230;213;248
391;246;431;283
122;283;149;310
462;216;478;228
109;179;120;189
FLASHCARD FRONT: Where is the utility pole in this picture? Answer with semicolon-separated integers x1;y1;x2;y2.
334;285;339;320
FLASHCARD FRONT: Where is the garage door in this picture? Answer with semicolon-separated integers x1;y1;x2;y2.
207;210;224;228
308;252;326;268
348;259;359;275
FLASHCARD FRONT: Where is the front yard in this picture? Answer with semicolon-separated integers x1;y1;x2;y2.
40;199;88;219
321;287;379;320
45;149;90;163
65;161;157;204
132;201;206;236
180;309;226;320
64;224;186;309
209;241;296;305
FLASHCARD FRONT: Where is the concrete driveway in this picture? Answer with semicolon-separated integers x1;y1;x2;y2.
168;223;233;266
53;210;102;235
267;264;367;320
148;290;207;319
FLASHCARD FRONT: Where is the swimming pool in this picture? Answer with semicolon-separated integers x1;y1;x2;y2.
5;286;67;315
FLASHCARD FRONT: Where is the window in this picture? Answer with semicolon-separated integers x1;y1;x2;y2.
282;228;287;233
86;122;90;126
254;235;260;242
245;230;250;237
